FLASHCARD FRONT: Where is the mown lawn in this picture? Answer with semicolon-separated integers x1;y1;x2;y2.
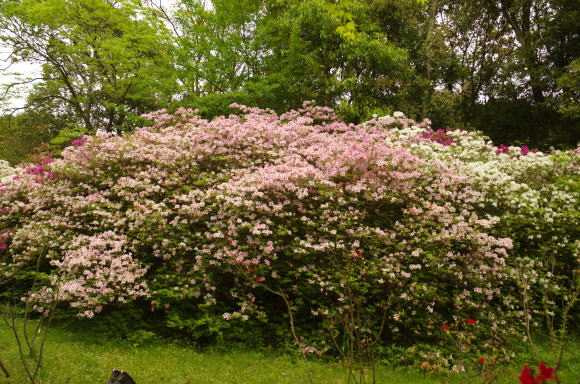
1;321;579;384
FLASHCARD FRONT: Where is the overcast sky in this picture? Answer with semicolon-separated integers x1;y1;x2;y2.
0;49;42;109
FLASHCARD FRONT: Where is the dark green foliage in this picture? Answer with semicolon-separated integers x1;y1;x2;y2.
0;111;61;165
473;101;580;149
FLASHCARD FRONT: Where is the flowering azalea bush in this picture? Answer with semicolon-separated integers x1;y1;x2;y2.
0;159;17;184
0;103;578;368
390;120;579;341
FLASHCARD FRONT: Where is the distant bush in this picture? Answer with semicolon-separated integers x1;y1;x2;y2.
0;111;60;165
0;103;577;369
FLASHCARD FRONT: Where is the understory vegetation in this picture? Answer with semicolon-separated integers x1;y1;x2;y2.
0;320;579;384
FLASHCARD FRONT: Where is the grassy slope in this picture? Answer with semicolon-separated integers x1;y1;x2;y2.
0;321;579;384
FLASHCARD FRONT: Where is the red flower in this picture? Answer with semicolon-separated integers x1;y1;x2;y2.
466;318;476;325
537;362;557;381
479;358;485;364
518;363;558;384
441;323;451;331
519;365;536;384
248;267;254;272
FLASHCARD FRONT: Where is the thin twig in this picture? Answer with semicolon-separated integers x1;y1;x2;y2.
236;266;314;384
554;274;579;375
0;359;10;378
5;309;34;382
520;270;539;362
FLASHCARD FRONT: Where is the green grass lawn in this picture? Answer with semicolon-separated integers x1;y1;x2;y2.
1;320;579;384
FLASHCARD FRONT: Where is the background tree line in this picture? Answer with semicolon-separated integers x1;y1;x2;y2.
0;0;578;164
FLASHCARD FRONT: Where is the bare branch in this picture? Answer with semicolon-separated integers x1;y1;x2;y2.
0;77;43;101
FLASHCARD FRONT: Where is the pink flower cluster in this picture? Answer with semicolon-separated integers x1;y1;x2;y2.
0;229;12;250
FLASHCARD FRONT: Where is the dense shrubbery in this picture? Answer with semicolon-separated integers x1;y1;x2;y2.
0;103;578;370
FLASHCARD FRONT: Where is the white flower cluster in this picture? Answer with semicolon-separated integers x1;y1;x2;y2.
0;159;17;184
377;120;578;222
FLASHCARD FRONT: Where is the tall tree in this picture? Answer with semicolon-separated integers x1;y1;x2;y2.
439;0;579;145
174;0;262;98
174;0;425;121
0;0;178;132
169;0;273;117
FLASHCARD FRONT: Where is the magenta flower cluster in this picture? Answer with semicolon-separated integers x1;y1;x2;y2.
22;157;57;183
496;144;538;155
421;128;454;146
71;138;87;147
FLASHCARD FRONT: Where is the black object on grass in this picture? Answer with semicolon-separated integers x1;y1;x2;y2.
106;369;136;384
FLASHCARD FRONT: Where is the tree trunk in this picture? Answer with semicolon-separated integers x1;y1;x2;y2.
421;0;440;118
0;359;9;378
